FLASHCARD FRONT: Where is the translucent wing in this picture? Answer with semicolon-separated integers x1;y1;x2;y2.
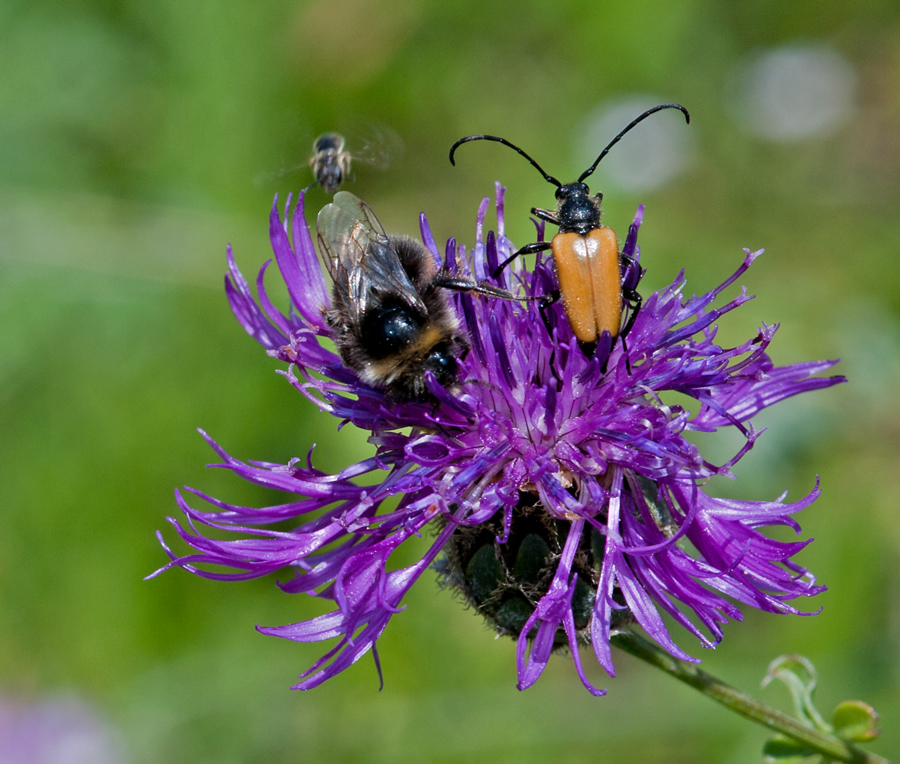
351;123;404;171
316;191;426;325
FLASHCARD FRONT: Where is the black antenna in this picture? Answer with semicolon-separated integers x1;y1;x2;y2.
449;135;562;188
578;103;690;183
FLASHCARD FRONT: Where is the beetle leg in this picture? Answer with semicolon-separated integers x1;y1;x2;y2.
617;249;643;374
491;240;552;280
618;287;642;375
534;288;566;374
620;286;642;340
530;207;560;226
537;288;560;340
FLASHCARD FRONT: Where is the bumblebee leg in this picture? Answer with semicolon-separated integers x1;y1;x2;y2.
491;240;552;280
433;275;544;302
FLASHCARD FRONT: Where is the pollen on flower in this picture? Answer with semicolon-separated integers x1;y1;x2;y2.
153;184;845;695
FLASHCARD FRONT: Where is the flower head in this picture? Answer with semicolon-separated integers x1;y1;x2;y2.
155;184;844;695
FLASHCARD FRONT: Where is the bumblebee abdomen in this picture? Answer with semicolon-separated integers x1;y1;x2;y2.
358;321;466;401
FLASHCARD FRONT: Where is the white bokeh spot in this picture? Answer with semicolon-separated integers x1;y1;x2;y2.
729;43;857;142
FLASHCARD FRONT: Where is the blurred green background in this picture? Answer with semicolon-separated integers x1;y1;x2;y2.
2;0;899;761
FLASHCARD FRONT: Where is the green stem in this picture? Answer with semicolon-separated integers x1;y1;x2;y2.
610;631;891;764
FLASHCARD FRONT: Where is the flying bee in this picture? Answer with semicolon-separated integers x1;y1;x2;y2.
317;191;522;401
309;132;352;193
256;127;400;192
450;103;690;355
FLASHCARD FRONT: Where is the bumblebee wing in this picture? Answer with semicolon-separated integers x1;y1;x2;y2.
316;191;425;324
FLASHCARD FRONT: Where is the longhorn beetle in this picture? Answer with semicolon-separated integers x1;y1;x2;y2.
449;103;690;356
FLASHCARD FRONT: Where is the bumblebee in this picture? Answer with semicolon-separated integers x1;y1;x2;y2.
309;132;352;193
318;191;517;402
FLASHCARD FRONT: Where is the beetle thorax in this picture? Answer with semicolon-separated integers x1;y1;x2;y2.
555;183;601;235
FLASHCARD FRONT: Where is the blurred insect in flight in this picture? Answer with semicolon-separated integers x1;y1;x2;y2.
255;127;401;191
449;103;690;355
317;191;528;401
309;132;352;193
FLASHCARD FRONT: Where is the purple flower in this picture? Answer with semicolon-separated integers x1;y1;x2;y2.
154;184;844;695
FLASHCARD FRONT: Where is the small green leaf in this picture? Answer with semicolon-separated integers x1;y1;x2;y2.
832;700;881;742
762;654;829;731
763;734;817;763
